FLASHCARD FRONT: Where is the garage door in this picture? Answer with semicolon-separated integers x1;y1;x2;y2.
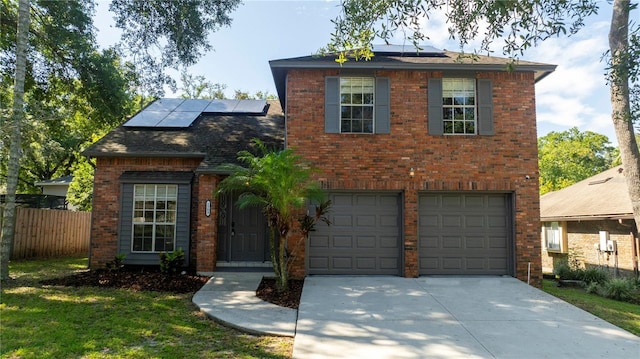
308;192;402;275
419;193;512;275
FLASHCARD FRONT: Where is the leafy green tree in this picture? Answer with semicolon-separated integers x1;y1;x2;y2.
233;89;277;100
538;128;616;194
217;140;330;291
329;0;640;232
179;72;226;99
109;0;241;97
67;157;95;212
1;0;242;279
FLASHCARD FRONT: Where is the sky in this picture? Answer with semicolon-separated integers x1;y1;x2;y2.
93;0;624;144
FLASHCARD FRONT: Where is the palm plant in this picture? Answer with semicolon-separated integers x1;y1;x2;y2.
217;139;330;291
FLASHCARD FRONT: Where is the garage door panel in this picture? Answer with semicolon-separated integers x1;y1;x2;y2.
333;257;353;269
380;236;400;248
357;236;376;248
442;236;461;248
420;214;438;228
309;257;328;269
333;236;353;248
356;215;376;226
466;236;485;248
420;236;438;249
443;215;462;227
419;193;511;275
466;215;485;227
442;195;462;207
380;215;399;227
442;257;463;270
308;192;402;275
464;196;484;208
309;235;329;248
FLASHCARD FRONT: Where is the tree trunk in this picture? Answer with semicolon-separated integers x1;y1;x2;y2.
1;0;30;280
609;0;640;234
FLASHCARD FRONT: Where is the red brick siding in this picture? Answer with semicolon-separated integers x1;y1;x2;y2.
89;157;202;269
285;69;542;284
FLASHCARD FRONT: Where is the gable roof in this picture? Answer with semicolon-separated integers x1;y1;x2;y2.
84;99;285;173
269;48;556;108
540;165;634;221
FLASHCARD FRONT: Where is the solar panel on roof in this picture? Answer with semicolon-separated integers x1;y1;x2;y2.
123;111;167;127
233;99;267;113
175;99;210;112
204;99;240;113
123;98;269;128
145;98;185;111
156;111;201;127
372;44;444;55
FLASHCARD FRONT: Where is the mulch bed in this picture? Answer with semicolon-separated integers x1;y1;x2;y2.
256;277;304;309
40;267;304;308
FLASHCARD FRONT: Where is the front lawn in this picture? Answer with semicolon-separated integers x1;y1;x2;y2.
1;257;292;359
542;279;640;336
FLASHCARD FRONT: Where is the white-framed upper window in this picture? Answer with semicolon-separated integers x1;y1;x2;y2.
340;77;374;133
543;221;565;252
132;184;177;252
442;78;476;135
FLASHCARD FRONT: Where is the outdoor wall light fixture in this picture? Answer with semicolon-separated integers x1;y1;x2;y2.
409;168;415;178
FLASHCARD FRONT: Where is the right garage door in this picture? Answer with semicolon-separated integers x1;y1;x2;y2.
418;193;512;275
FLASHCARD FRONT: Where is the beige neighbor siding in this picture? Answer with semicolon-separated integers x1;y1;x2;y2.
542;219;638;276
5;207;91;259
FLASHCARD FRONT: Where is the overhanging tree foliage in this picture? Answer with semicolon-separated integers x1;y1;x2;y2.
538;128;616;194
1;0;242;280
217;140;330;291
109;0;241;97
329;0;640;232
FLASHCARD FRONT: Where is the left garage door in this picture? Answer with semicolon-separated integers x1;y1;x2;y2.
308;192;402;275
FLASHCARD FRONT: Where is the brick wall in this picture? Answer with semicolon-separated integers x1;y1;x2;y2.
542;219;639;276
89;157;201;269
285;69;542;284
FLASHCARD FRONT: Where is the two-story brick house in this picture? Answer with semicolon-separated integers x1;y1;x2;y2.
85;45;555;285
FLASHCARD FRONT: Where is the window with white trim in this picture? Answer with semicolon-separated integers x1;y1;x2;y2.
132;184;177;252
442;78;476;134
543;221;566;252
340;77;374;133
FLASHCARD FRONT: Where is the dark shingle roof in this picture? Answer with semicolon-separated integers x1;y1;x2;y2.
269;50;556;108
540;166;634;221
84;100;284;173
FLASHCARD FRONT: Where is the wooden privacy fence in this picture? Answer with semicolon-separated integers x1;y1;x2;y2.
3;207;91;259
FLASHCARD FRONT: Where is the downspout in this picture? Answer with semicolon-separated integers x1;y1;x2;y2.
618;218;639;279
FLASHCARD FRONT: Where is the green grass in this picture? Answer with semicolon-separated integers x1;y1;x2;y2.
1;257;292;359
542;279;640;336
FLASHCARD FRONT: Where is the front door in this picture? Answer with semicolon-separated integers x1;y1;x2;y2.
216;194;268;262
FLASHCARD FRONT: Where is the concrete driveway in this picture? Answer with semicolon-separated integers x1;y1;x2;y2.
293;276;639;359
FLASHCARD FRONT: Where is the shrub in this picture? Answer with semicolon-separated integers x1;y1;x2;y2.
159;248;185;274
585;281;601;295
581;267;610;285
554;260;584;280
105;254;126;272
601;278;636;301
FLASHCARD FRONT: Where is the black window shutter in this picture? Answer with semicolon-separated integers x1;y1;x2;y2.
325;76;340;133
428;78;443;135
375;77;390;134
477;79;494;135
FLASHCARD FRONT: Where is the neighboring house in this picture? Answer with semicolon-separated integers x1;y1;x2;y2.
86;45;555;284
35;175;73;197
541;165;639;276
35;175;74;210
